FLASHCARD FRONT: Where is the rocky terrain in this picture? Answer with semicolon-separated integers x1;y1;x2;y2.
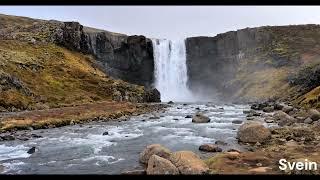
131;101;320;175
0;14;160;132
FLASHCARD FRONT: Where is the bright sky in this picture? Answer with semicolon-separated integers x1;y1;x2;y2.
1;6;320;39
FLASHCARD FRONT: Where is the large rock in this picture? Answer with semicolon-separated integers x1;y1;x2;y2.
282;105;294;114
192;112;210;123
199;144;222;152
237;121;271;143
139;144;172;164
143;88;161;102
146;155;179;175
308;109;320;121
168;151;209;174
273;111;296;126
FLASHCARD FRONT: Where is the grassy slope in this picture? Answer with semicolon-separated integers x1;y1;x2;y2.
0;13;151;112
0;40;146;110
227;25;320;108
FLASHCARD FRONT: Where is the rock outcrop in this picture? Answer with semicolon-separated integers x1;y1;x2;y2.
54;22;155;87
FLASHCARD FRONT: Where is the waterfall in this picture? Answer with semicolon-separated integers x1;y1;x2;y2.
152;39;193;102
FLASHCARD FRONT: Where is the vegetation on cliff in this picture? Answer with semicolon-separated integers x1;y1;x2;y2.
0;14;160;113
186;25;320;109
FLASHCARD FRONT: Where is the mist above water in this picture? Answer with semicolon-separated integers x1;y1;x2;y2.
152;39;194;102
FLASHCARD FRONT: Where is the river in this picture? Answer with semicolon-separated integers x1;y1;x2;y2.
0;102;249;174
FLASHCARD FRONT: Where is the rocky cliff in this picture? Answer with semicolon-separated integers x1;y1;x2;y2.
0;14;154;87
0;14;159;112
186;25;320;107
54;22;155;86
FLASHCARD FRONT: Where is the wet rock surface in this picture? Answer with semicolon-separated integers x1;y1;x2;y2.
192;112;210;123
146;155;179;175
199;144;222;152
139;144;172;164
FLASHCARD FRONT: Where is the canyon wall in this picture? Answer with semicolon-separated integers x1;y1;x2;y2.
186;25;320;106
54;22;155;87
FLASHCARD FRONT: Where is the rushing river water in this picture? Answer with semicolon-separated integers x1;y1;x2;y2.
0;103;250;174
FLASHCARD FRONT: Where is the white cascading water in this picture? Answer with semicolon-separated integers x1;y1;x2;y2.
152;39;193;102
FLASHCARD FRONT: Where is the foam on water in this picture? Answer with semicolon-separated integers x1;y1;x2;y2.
0;144;31;161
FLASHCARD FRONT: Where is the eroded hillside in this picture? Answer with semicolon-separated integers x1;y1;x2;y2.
0;14;159;112
186;25;320;108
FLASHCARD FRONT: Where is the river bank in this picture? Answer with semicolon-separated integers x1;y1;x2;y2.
0;101;166;134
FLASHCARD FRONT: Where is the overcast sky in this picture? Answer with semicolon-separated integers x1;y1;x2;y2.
0;6;320;39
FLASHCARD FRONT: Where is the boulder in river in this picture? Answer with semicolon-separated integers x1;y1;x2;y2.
139;144;172;164
102;132;109;136
199;144;222;152
149;116;160;120
308;109;320;121
31;134;42;138
167;101;174;104
27;147;36;154
192;113;210;123
237;121;271;143
168;151;209;174
146;155;179;175
232;120;243;124
185;115;192;118
143;88;161;102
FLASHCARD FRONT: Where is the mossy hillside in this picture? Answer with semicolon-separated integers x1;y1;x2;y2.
0;40;145;110
222;25;320;106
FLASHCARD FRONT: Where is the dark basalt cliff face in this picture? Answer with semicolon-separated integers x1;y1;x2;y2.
185;28;271;100
54;22;154;87
186;25;320;106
